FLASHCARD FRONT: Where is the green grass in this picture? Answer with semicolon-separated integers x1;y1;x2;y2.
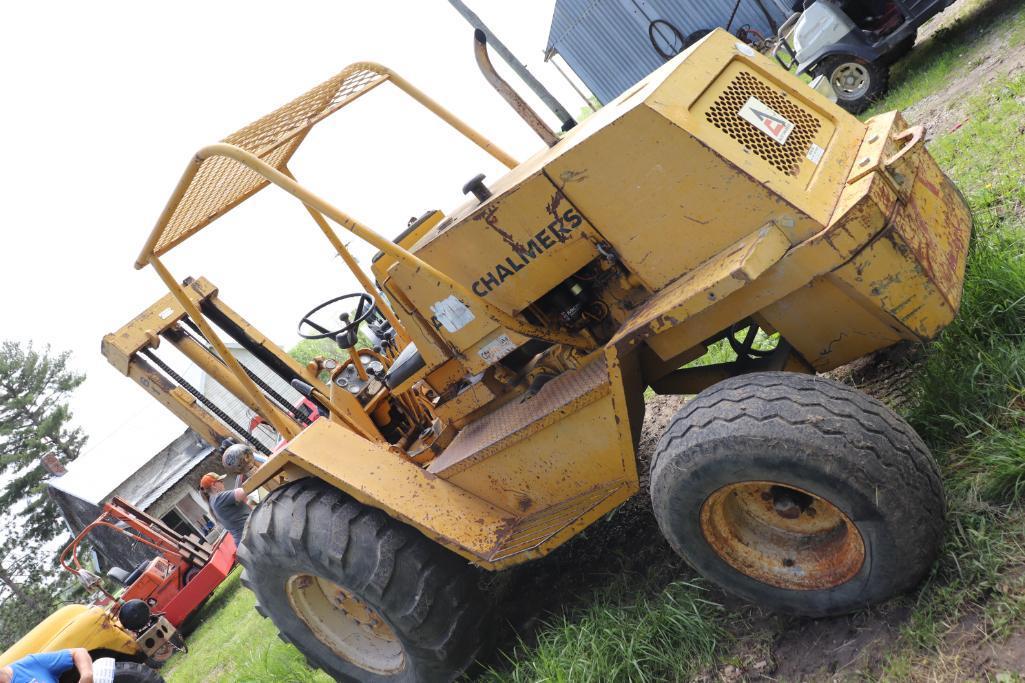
163;570;332;683
481;579;727;683
865;0;1025;116
869;71;1025;675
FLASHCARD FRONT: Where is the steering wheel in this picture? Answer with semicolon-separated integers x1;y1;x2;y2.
297;292;375;341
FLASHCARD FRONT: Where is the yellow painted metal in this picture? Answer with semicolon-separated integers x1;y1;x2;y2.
136;63;517;268
242;418;516;565
386;172;601;359
543;34;864;293
102;286;194;375
281;165;410;349
243;403;636;569
157;142;588;351
115;29;971;571
150;257;298;440
286;575;405;674
187;279;327;390
128;357;233;447
0;605;138;667
320;380;384;443
607;224;791;356
165;329;294;429
370;211;444;283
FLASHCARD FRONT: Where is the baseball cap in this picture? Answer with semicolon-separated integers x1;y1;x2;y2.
200;472;227;490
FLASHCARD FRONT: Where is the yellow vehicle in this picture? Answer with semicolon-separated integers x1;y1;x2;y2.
105;29;970;681
0;604;172;682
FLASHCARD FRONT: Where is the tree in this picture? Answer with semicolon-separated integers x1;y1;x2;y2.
288;337;351;369
0;342;87;544
0;512;92;649
289;334;373;381
0;518;55;648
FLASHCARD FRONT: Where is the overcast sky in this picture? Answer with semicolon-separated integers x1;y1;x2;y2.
0;1;592;497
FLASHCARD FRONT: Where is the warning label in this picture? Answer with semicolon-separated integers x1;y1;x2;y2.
430;296;475;334
478;334;518;364
738;97;795;145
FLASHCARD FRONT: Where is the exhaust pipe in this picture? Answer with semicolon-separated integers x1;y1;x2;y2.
474;29;562;148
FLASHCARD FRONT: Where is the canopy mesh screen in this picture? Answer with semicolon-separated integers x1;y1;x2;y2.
150;64;389;258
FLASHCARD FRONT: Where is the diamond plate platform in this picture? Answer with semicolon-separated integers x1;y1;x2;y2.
427;358;610;476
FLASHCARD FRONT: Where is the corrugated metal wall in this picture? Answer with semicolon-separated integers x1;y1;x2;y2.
201;346;304;453
547;0;791;104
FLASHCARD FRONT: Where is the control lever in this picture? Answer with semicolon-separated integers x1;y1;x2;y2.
462;174;492;203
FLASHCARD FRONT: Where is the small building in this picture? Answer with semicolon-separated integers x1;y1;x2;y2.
48;429;223;572
199;342;304;454
545;0;791;104
48;339;298;573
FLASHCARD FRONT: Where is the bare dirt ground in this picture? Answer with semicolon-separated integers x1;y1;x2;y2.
903;0;1025;140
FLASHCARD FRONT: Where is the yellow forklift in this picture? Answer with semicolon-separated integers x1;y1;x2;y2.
105;29;970;680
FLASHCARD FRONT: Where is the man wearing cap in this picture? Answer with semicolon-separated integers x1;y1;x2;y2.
199;472;251;547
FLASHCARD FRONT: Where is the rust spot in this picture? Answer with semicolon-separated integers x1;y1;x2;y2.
700;481;865;590
477;204;525;254
918;175;941;198
545;188;566;222
558;169;589;185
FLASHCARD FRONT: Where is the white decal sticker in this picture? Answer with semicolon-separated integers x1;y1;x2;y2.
738;97;795;145
158;307;175;320
431;296;475;333
735;42;755;57
478;334;518;364
806;143;825;165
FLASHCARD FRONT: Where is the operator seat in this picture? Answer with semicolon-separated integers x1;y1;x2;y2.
384;342;426;389
106;566;131;585
122;559;151;586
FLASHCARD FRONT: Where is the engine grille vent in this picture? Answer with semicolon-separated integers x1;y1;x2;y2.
705;71;821;177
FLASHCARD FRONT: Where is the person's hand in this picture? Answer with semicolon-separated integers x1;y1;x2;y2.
71;648;93;683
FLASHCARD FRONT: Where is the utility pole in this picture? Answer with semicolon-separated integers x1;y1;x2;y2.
447;0;576;131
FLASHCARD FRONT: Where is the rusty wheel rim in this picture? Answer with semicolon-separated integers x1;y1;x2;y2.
286;574;405;674
700;481;866;590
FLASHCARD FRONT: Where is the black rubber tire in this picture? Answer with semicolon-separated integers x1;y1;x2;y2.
650;372;944;617
816;54;889;114
237;478;488;682
112;661;164;682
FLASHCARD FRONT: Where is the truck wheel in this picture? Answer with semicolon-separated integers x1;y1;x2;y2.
237;478;487;682
818;55;888;114
650;372;944;617
112;661;164;682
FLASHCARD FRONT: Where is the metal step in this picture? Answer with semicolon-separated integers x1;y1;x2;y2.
427;357;609;476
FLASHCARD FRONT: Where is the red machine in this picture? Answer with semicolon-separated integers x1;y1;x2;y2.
60;497;236;628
